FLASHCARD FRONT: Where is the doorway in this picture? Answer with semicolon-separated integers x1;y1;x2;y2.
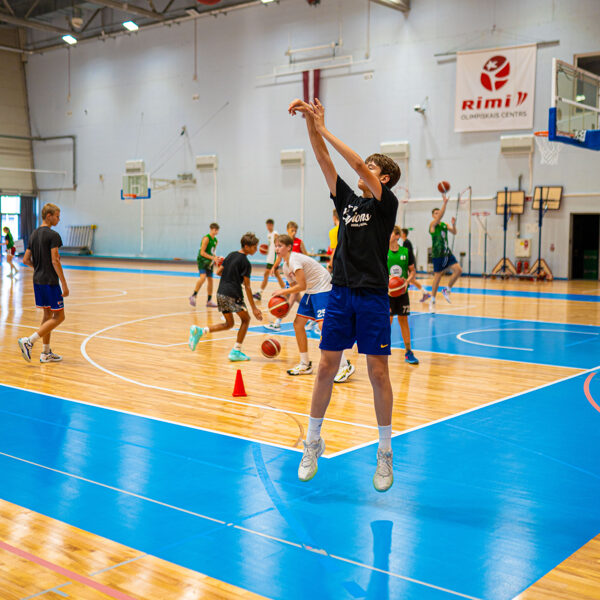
570;213;600;279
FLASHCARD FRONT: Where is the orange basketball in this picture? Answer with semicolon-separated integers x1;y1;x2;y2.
268;295;290;318
437;180;451;194
215;256;224;266
259;244;269;255
388;276;407;297
261;338;281;358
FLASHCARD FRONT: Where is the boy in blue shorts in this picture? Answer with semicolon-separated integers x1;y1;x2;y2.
18;203;69;363
429;193;462;313
273;234;341;376
289;97;400;492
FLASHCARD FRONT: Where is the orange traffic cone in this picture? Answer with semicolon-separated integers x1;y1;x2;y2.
232;369;247;397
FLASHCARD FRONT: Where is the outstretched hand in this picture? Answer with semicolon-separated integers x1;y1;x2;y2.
451;217;456;225
442;193;449;203
288;99;313;117
288;98;326;130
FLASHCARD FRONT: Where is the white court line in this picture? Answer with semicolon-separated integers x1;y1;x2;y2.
456;327;599;352
329;363;600;457
0;450;481;600
79;311;378;432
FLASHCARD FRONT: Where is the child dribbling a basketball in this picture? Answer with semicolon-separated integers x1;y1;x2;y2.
188;233;262;361
289;97;400;492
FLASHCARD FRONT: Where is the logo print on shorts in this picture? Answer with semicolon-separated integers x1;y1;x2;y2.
480;55;510;91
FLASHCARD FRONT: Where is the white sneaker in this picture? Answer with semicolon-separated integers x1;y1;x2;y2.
442;287;452;304
18;337;33;362
429;298;436;314
264;322;281;332
334;360;355;383
305;320;315;331
373;449;394;492
40;351;63;363
298;437;325;482
287;361;313;376
312;323;321;336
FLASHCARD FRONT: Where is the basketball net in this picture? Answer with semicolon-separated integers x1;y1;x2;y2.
534;131;561;165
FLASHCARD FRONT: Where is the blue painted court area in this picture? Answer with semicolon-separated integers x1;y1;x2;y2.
0;371;599;600
254;313;600;369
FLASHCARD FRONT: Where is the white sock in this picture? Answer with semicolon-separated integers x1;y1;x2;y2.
275;318;282;326
43;344;50;353
202;327;209;335
300;352;309;365
29;332;40;345
307;417;324;443
339;354;347;370
234;342;242;351
378;424;392;452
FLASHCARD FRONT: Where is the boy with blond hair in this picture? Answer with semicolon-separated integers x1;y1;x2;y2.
18;203;69;363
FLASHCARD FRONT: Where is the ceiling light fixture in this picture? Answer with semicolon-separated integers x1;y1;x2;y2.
62;34;77;45
123;21;139;31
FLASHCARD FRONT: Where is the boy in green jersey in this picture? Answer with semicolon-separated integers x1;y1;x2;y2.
3;226;18;277
190;223;220;308
429;193;462;313
388;226;418;364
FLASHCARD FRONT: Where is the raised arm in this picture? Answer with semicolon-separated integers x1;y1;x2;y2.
292;99;385;201
288;99;337;196
429;195;449;233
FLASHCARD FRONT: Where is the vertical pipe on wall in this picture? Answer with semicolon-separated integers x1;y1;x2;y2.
300;163;305;240
140;198;144;255
213;167;218;222
365;0;371;59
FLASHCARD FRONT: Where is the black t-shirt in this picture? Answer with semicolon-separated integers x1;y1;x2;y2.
28;226;63;285
331;176;398;289
217;251;251;298
402;238;414;257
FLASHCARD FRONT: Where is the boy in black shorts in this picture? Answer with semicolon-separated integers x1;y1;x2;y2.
389;226;418;364
18;203;69;363
188;233;262;361
289;97;399;492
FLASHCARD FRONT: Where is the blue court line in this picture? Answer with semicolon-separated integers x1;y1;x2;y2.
253;313;600;370
0;369;599;600
54;263;600;302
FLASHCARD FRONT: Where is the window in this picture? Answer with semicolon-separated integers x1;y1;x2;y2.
574;53;600;78
1;195;20;251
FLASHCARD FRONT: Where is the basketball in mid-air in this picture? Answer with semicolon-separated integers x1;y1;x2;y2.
268;295;290;318
261;338;281;358
437;180;451;194
259;244;269;255
388;276;407;297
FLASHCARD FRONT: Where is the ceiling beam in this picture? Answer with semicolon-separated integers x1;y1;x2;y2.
0;12;70;34
89;0;165;21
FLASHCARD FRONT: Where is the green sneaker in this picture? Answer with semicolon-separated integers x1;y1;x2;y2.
188;325;204;351
228;349;250;362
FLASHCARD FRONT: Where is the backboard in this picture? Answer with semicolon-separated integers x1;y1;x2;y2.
496;190;525;215
549;58;600;150
532;186;563;211
121;173;151;200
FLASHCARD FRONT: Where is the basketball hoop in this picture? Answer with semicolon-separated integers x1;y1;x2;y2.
534;131;561;166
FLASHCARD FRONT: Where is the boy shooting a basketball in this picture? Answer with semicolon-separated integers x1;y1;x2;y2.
429;194;462;313
273;234;332;376
18;203;69;363
389;226;418;364
188;232;262;361
289;97;399;492
190;223;220;308
254;219;284;301
3;226;18;277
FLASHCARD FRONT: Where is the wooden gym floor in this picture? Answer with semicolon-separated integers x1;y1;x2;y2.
0;257;599;599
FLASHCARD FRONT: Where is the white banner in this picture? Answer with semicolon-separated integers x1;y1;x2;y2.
455;44;536;132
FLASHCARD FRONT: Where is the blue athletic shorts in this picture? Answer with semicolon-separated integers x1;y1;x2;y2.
33;284;64;311
320;285;391;355
197;267;214;278
432;253;458;273
297;291;329;322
